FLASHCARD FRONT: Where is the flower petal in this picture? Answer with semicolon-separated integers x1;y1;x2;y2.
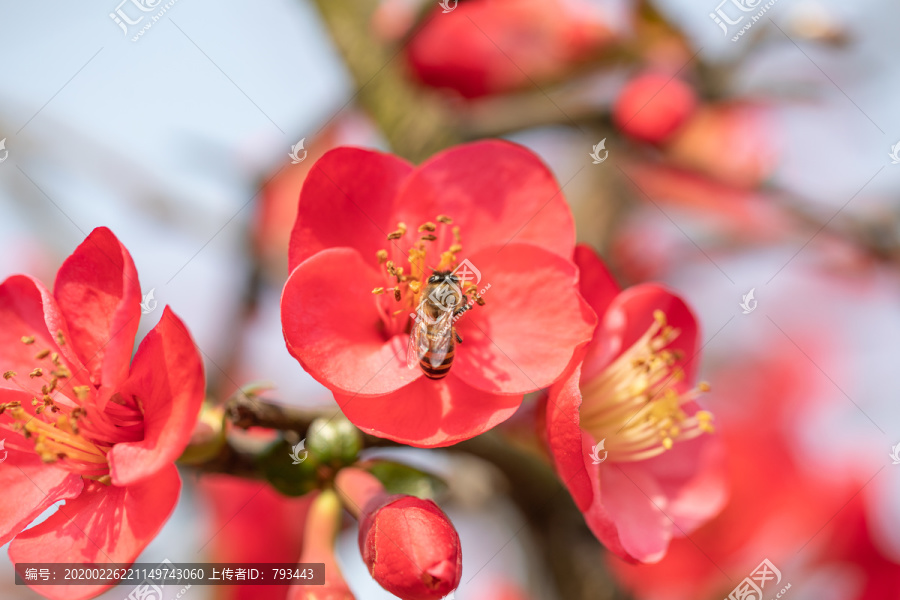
53;227;141;392
590;283;700;388
0;390;84;547
282;248;420;396
109;308;205;487
0;275;88;396
451;242;596;395
573;244;620;381
288;147;413;271
598;465;672;563
10;464;181;600
545;358;632;561
393;140;576;259
336;375;521;447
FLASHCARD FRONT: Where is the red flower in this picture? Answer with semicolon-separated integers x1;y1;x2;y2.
0;227;205;600
543;245;725;563
282;141;595;447
289;490;355;600
406;0;614;99
336;468;461;600
613;72;697;145
198;475;312;600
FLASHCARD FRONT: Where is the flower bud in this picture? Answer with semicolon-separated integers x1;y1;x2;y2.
306;416;363;466
289;490;355;600
613;71;697;144
336;468;462;600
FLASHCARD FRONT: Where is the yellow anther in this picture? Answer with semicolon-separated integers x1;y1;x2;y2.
437;215;453;224
698;381;711;392
51;353;60;366
376;249;388;264
52;367;72;379
448;244;462;254
372;287;386;295
420;234;437;242
3;371;15;380
29;368;43;379
394;289;402;302
21;336;35;345
35;349;51;360
418;222;436;232
56;331;66;346
452;226;461;241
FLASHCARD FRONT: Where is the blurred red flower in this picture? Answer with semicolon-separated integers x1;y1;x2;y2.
282;141;595;447
608;345;859;599
406;0;614;98
288;490;354;600
199;475;313;600
0;227;204;600
613;72;697;145
544;245;725;563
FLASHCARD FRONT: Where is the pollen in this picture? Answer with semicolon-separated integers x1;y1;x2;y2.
3;371;15;380
21;336;35;345
579;311;714;463
376;249;389;264
35;349;51;360
29;368;43;379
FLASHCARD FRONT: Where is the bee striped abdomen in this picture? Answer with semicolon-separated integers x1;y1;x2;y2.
419;334;455;379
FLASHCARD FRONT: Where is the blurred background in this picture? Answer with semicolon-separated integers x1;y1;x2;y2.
1;0;900;598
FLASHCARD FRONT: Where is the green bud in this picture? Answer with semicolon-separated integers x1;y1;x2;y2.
306;416;363;466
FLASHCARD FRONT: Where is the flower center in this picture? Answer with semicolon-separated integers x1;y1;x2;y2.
0;333;144;483
370;215;483;337
579;310;714;462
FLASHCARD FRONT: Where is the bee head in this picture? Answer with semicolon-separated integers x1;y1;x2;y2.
428;270;459;285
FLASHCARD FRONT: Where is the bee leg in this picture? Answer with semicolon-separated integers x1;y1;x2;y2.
455;330;463;344
453;295;470;318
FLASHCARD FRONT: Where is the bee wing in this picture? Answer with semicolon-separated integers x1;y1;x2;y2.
428;309;455;369
407;314;430;369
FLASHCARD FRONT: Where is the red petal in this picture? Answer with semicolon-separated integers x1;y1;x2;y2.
544;358;631;560
109;308;205;486
282;248;419;396
10;464;181;600
0;275;89;396
288;147;413;271
0;390;84;546
598;465;672;563
573;244;619;318
53;227;141;392
451;243;596;395
336;375;521;447
586;283;700;386
393;140;575;259
573;244;620;381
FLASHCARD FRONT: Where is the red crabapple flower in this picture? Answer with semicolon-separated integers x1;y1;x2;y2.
544;245;726;563
0;227;205;600
282;140;595;447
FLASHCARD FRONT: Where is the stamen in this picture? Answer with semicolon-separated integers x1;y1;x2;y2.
3;371;15;380
579;312;714;463
372;287;386;295
376;250;388;264
35;349;51;360
29;368;43;379
418;222;436;232
387;222;407;240
420;234;437;242
437;215;453;224
56;331;66;346
21;336;35;345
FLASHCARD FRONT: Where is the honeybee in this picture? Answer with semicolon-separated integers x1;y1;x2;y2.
407;270;471;379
